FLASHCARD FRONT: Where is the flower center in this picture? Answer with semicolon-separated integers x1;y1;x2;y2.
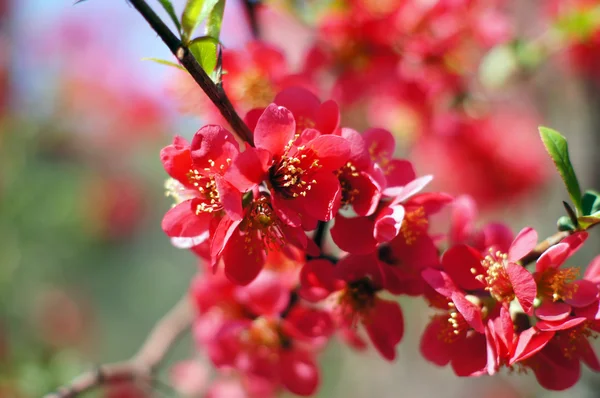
438;303;470;343
270;143;322;199
553;322;596;360
244;317;281;349
537;267;580;302
474;250;515;303
187;169;222;214
243;196;286;253
337;278;377;327
335;162;361;206
236;70;274;109
400;207;428;245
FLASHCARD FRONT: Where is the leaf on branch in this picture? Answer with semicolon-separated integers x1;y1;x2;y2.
188;37;218;74
577;214;600;230
158;0;182;34
539;127;583;215
206;0;225;40
142;57;186;71
582;190;600;216
557;215;576;232
181;0;220;43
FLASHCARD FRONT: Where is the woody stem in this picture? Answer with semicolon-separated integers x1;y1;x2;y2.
128;0;254;145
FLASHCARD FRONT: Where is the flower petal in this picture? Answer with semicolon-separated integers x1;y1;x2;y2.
510;327;554;364
331;215;377;254
364;298;404;361
420;315;452;366
307;135;351;172
507;227;537;262
299;259;343;302
254;104;296;158
374;204;405;243
225;147;271;192
222;230;265;285
535;301;572;321
441;244;484;291
280;350;320;396
505;262;537;315
564;280;599;308
536;243;569;273
162;200;211;238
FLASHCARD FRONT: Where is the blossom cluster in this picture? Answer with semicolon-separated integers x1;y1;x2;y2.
171;0;550;209
161;87;600;396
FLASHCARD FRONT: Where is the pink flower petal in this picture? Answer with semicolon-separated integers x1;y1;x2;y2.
584;255;600;284
374;204;405;243
505;262;537;315
222;231;266;285
535;301;572;321
161;200;211;238
382;159;416;193
364;298;404;361
536;243;569;273
441;244;484;291
451;291;484;333
387;175;434;204
507;227;537;262
510;327;554;364
225;147;271;192
280;350;320;396
254;104;296;158
331;215;377;255
564;280;599;308
420;316;453;366
307;134;351;172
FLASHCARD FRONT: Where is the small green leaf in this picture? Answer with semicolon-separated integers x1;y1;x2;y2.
577;214;600;230
181;0;219;42
557;216;576;232
539;127;583;214
206;0;225;39
158;0;182;34
142;57;186;71
188;37;218;74
582;190;600;216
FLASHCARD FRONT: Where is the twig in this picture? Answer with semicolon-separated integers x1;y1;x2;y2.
44;296;193;398
520;230;570;266
128;0;254;145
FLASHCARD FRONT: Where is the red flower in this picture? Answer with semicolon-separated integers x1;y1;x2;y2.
161;127;243;248
524;317;600;390
440;228;539;315
534;232;598;314
330;188;451;255
227;102;351;224
299;255;404;360
210;193;310;285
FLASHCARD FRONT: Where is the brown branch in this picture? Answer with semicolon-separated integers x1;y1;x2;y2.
520;230;571;266
128;0;254;145
44;296;193;398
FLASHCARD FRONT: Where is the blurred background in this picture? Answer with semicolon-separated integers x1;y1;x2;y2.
1;0;599;397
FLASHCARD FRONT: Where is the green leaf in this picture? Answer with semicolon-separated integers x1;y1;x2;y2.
577;214;600;230
141;57;186;71
205;0;225;39
539;127;583;214
188;37;218;74
557;216;576;232
181;0;219;42
158;0;182;34
582;190;600;216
